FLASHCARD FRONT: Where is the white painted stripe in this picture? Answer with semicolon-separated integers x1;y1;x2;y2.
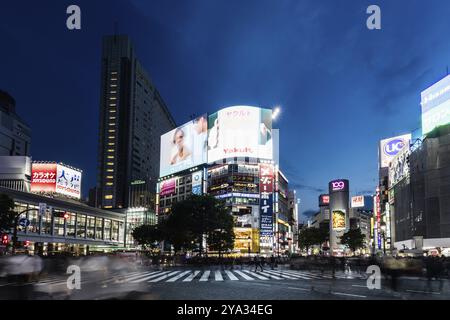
149;271;180;283
332;292;367;298
263;270;297;279
105;271;144;283
125;271;159;282
406;290;441;295
258;272;283;280
243;270;269;280
293;271;327;279
224;270;239;281
279;271;315;280
352;285;368;288
130;271;171;283
199;270;210;282
183;271;201;282
287;286;309;291
166;270;191;282
233;270;255;280
214;271;224;281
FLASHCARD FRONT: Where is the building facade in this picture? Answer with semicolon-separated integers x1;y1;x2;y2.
97;35;175;210
0;90;31;157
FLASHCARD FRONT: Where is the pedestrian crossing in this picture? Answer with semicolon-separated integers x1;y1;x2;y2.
105;269;365;284
25;269;366;288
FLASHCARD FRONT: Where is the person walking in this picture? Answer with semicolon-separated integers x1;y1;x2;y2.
270;255;276;270
254;255;263;272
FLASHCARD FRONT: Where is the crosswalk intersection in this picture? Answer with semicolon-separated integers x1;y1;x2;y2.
24;269;366;288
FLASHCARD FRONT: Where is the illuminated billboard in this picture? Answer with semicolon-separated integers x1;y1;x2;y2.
389;146;410;188
191;171;203;195
31;163;82;199
332;210;346;230
55;164;82;199
379;134;411;168
159;178;176;196
31;163;57;193
207;106;273;163
351;196;365;208
160;115;208;177
259;163;274;246
421;75;450;136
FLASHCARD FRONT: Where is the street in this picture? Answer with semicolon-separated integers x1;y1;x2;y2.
0;264;448;300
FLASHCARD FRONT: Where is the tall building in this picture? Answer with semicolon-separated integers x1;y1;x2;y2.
0;90;31;156
97;35;176;209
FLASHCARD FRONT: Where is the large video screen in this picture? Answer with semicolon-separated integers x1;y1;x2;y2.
207;106;273;163
421;74;450;136
160;114;208;177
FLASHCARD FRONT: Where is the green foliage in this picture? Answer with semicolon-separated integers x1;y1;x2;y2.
0;194;17;233
131;224;164;250
340;228;366;253
164;194;234;255
298;226;329;252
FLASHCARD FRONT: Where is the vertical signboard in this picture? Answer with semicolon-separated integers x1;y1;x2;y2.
375;187;382;250
159;178;176;196
55;164;82;199
191;171;203;195
259;163;274;247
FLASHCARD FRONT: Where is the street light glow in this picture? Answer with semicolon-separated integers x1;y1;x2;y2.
272;106;281;120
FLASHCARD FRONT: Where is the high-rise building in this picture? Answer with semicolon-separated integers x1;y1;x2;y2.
0;90;31;156
97;35;176;209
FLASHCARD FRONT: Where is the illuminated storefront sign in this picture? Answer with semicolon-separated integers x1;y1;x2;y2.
31;162;82;199
259;163;274;246
351;196;365;208
379;134;411;168
421;74;450;136
191;171;203;195
215;192;260;199
376;188;381;249
330;180;348;192
159;178;176;196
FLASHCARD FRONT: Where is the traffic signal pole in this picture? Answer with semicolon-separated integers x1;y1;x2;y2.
11;208;39;255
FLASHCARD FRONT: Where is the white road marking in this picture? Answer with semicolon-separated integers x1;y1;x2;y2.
224;270;239;281
149;271;180;283
214;271;224;281
233;270;255;280
331;292;367;298
199;270;210;282
166;270;191;282
243;270;269;280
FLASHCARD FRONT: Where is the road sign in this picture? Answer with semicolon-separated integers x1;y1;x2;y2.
39;203;47;216
18;218;30;227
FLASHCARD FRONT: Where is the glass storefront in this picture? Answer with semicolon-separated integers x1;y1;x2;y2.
77;214;86;238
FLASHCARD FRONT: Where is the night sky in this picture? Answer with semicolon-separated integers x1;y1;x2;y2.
1;0;449;222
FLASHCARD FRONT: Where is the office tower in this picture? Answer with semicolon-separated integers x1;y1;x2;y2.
97;35;176;209
0;90;31;156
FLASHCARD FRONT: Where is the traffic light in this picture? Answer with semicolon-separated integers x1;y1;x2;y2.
24;240;30;246
1;234;9;245
53;211;70;219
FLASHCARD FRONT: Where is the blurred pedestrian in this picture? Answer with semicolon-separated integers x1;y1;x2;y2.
254;256;263;272
270;255;276;270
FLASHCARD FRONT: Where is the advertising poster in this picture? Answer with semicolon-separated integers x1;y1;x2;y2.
159;178;176;196
30;163;57;193
191;171;203;195
421;74;450;136
160;114;208;177
351;196;365;208
332;210;346;230
55;164;82;199
379;134;411;168
207;106;273;163
259;163;274;245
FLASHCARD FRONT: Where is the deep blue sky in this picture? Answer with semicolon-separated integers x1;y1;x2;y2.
1;0;449;222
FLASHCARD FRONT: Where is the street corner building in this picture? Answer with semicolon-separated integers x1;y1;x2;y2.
157;105;299;256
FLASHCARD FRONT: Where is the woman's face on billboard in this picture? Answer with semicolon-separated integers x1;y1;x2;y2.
174;129;184;147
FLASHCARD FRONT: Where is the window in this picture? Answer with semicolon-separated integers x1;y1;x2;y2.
107;149;114;152
108;142;115;146
66;213;76;237
110;84;117;87
95;218;103;239
105;195;113;200
106;169;114;172
106;175;114;179
107;162;114;166
77;214;86;238
41;209;52;235
109;109;116;113
109;97;117;100
87;216;95;239
108;123;115;126
112;221;119;241
106;182;113;186
107;156;114;159
27;206;39;233
108;136;115;139
53;210;65;236
104;219;111;240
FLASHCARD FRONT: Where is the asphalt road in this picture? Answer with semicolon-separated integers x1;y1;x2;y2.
0;265;448;300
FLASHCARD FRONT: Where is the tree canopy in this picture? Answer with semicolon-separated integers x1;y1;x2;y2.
340;228;366;253
0;194;17;233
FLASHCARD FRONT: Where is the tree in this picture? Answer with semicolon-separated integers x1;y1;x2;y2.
298;228;317;252
131;224;164;251
0;194;17;233
340;228;366;254
165;194;234;256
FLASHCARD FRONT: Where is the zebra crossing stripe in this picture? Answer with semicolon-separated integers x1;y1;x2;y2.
233;270;254;280
215;271;224;281
149;271;181;283
167;271;191;282
125;271;159;282
130;271;170;283
263;270;297;279
183;271;201;282
105;271;144;283
224;270;239;281
256;271;283;280
242;270;269;280
279;271;315;280
199;270;210;282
